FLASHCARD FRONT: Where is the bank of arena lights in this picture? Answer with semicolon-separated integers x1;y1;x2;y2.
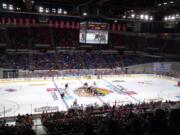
157;0;175;7
23;0;34;4
2;3;7;9
16;7;21;11
1;3;21;11
164;14;180;21
37;6;67;15
123;13;153;21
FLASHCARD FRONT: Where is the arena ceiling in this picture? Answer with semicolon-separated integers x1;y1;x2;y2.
26;0;179;9
2;0;180;17
5;0;178;9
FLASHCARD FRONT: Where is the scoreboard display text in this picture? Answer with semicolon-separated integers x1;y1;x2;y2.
87;22;109;30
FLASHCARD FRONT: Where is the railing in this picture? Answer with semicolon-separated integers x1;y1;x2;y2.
17;68;123;78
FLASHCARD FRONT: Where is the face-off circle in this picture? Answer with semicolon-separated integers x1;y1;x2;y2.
0;100;19;117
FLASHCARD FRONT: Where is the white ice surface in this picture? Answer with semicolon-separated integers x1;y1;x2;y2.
0;76;180;117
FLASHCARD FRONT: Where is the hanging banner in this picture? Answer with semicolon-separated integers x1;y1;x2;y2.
123;24;126;31
19;18;23;26
49;20;53;27
32;19;36;26
72;21;75;29
1;17;5;25
66;21;70;29
55;21;59;28
60;21;64;28
25;18;30;27
13;18;17;25
76;22;80;29
112;24;116;31
118;24;121;31
7;18;11;25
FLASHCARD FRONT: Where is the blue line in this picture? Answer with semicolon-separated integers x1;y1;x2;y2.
102;79;141;103
52;78;69;109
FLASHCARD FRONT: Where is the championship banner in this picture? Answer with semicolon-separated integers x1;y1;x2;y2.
153;63;171;73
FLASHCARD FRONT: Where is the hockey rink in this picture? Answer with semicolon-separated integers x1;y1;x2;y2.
0;74;180;117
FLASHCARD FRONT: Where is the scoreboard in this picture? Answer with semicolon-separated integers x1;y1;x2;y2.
79;22;109;44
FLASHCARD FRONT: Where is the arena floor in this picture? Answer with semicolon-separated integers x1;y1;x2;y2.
0;74;180;117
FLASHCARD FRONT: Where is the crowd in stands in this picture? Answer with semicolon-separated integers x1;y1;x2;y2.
53;29;79;47
0;28;6;44
57;52;84;69
109;33;126;47
0;101;179;135
33;53;56;70
1;27;79;49
0;53;29;69
0;114;35;135
8;28;29;49
0;52;142;71
0;52;170;72
41;101;180;135
32;27;52;45
103;53;123;68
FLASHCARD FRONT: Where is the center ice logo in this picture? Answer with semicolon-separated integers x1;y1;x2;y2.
74;86;112;97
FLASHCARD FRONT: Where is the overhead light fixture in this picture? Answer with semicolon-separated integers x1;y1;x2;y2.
144;15;149;20
9;4;14;10
45;8;49;13
2;3;7;9
131;13;135;18
58;8;62;14
38;6;44;13
63;10;67;15
122;15;126;19
163;2;167;5
52;8;56;13
150;16;153;21
171;16;175;20
83;12;87;16
140;14;144;20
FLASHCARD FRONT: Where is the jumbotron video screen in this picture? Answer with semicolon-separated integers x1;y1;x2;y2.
79;22;109;44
